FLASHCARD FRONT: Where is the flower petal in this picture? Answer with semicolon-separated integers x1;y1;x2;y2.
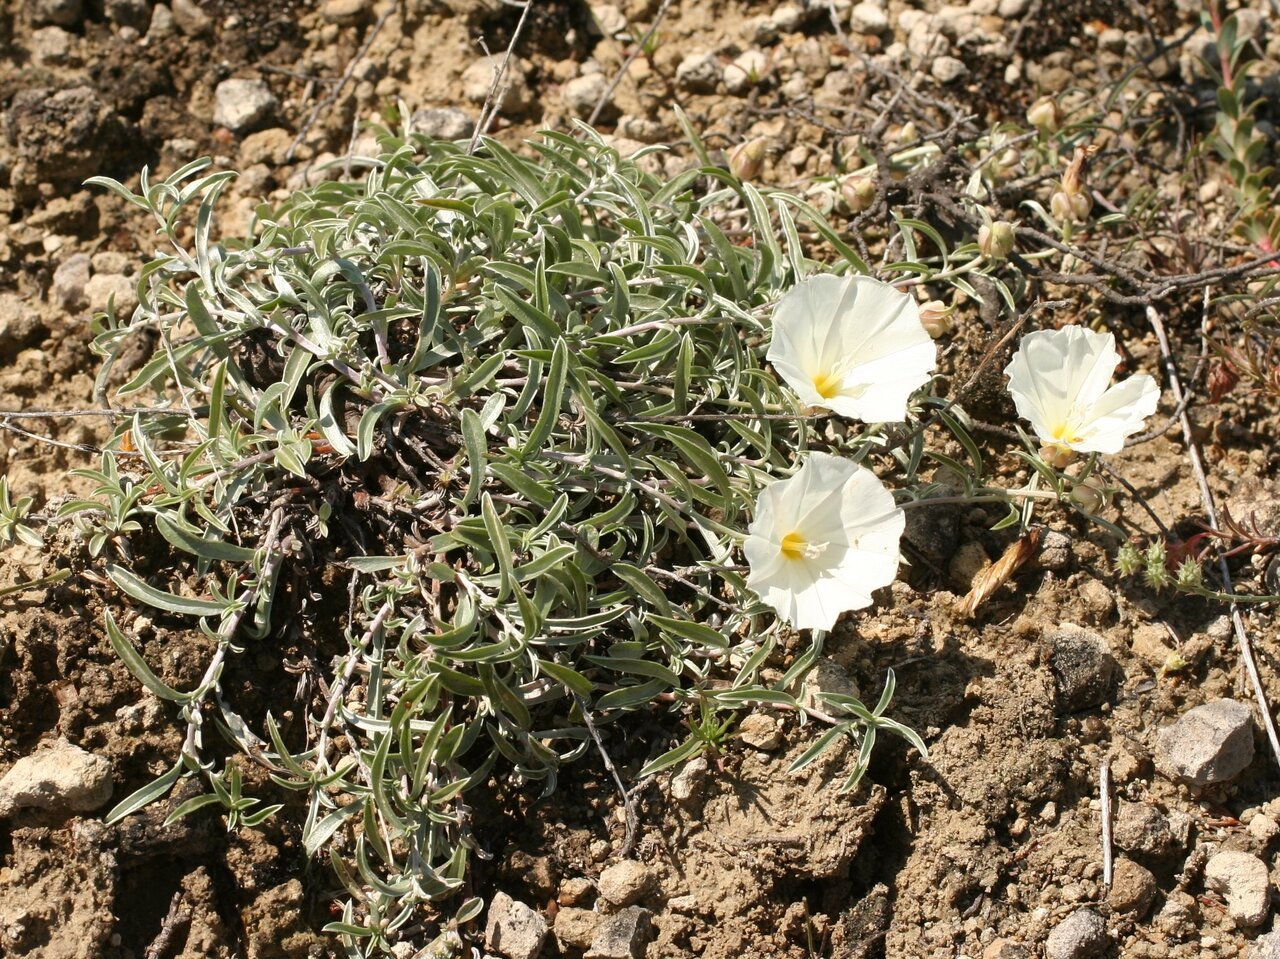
1072;372;1160;453
1006;327;1119;444
768;274;936;422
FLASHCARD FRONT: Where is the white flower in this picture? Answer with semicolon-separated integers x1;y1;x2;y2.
1005;326;1159;463
744;452;904;631
767;274;937;423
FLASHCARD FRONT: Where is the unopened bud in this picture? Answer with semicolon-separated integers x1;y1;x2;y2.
1069;475;1111;512
895;121;919;146
918;299;953;338
1027;95;1062;134
728;138;768;180
978;220;1016;258
1050;188;1092;223
841;174;877;213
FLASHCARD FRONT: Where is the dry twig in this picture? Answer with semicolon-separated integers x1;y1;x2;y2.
1146;297;1280;770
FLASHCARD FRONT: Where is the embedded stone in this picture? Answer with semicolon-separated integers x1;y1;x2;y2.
1155;698;1254;785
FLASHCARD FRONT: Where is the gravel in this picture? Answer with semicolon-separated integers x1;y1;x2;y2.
1044;907;1107;959
1107;858;1156;916
485;891;548;959
1205;850;1271;927
411;107;475;141
213;78;277;134
598;860;653;907
1155;698;1255;785
0;739;113;817
586;906;652;959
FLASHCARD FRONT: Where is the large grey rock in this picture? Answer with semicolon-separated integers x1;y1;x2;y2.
52;253;92;309
1205;850;1271;927
1047;624;1115;711
213;79;277;133
1156;698;1255;785
0;739;113;817
485;891;547;959
1044;907;1107;959
586;906;651;959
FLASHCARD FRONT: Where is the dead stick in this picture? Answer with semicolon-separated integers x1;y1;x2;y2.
468;0;535;153
586;0;674;128
1146;299;1280;769
1100;757;1113;889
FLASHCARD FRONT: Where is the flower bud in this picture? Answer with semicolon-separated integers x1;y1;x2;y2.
977;220;1016;258
918;299;953;338
841;174;877;213
728;137;768;180
1050;188;1092;223
1069;475;1111;512
1027;95;1062;134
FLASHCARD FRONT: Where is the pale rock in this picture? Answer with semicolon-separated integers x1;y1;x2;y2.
590;3;627;37
850;1;888;33
213;78;276;133
562;73;610;117
675;51;720;93
170;0;212;35
1248;813;1279;842
462;55;533;113
597;860;651;907
557;876;594;906
85;273;138;320
586;906;651;959
555;907;604;949
998;0;1030;14
931;55;967;83
723;50;768;94
30;26;74;65
485;891;548;959
1205;850;1270;926
91;251;132;275
0;738;113;816
947;540;989;590
320;0;370;25
768;3;805;32
1044;907;1107;959
1156;698;1255;785
147;3;176;39
669;755;708;804
802;658;860;711
1249;931;1280;959
238;128;293;167
740;15;777;45
0;293;43;352
737;712;782;751
412;107;474;141
52;252;92;309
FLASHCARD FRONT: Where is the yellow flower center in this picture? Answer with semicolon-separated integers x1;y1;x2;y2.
812;370;840;399
780;531;808;560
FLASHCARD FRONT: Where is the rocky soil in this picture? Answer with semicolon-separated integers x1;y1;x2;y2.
4;0;1280;957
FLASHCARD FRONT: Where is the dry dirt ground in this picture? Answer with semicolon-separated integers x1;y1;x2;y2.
3;0;1280;958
